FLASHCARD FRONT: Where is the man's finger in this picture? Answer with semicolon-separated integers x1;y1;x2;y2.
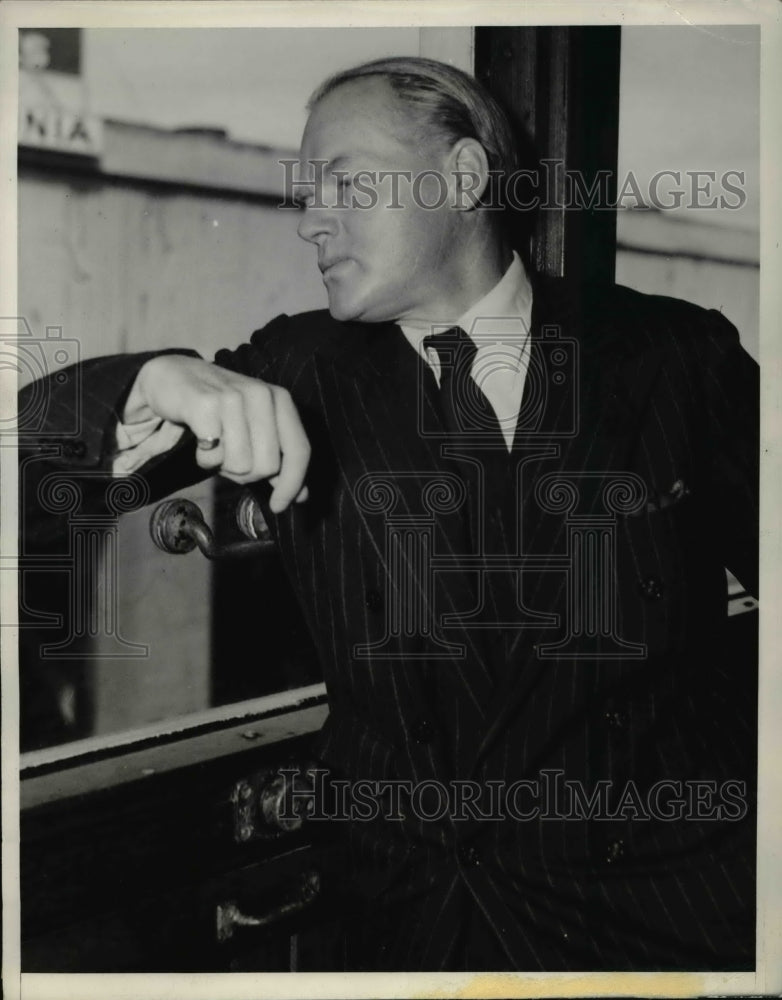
216;385;254;477
268;387;310;512
189;393;225;470
242;380;281;481
194;437;225;469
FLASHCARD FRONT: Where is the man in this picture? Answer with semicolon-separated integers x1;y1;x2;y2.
21;57;758;971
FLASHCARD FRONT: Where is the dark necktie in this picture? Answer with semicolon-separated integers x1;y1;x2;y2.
423;327;517;663
422;326;504;442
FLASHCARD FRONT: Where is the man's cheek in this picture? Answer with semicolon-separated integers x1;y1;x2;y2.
412;171;450;211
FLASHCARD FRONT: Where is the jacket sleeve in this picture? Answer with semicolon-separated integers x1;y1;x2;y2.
18;313;296;550
18;349;202;551
212;313;291;383
698;309;759;598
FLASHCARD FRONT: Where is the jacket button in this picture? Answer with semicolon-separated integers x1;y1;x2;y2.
63;440;87;459
365;588;383;613
670;478;686;498
605;709;627;730
410;718;435;744
605;839;625;864
638;576;664;600
456;844;480;868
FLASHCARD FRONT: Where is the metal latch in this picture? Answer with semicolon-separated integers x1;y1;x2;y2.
231;764;317;843
150;490;274;559
216;870;321;942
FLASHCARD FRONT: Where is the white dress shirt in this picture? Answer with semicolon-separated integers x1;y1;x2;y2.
399;251;533;450
112;252;534;473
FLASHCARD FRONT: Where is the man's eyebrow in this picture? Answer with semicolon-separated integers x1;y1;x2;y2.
292;155;347;184
290;154;367;206
299;155;352;174
325;155;353;172
301;153;376;173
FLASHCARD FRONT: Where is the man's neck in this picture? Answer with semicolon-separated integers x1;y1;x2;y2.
397;234;513;328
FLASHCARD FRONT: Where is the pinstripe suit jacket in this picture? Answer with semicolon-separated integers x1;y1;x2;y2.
21;277;758;971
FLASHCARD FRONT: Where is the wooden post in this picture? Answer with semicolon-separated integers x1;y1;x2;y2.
475;26;621;286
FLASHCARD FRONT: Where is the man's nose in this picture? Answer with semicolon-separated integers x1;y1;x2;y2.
297;204;335;244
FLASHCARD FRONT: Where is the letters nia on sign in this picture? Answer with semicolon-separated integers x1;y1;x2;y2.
19;104;103;158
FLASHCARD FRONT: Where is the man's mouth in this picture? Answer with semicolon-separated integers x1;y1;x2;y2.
320;259;350;279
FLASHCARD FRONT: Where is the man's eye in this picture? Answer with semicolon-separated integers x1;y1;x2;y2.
293;190;316;209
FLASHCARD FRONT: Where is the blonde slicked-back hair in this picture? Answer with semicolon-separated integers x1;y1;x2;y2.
308;56;520;184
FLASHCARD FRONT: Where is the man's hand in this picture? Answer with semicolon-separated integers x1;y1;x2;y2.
126;355;310;512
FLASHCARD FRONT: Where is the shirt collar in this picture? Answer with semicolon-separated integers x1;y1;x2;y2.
456;250;532;343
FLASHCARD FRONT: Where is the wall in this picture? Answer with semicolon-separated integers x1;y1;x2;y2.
19;123;326;740
616;209;759;363
615;25;759;362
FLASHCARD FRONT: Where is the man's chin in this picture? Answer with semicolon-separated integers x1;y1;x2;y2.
327;304;354;322
327;287;398;325
326;294;362;323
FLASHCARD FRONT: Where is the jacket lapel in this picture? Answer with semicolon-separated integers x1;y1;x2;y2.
314;321;495;714
470;278;667;771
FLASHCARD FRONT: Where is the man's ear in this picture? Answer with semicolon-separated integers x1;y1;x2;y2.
447;137;491;211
